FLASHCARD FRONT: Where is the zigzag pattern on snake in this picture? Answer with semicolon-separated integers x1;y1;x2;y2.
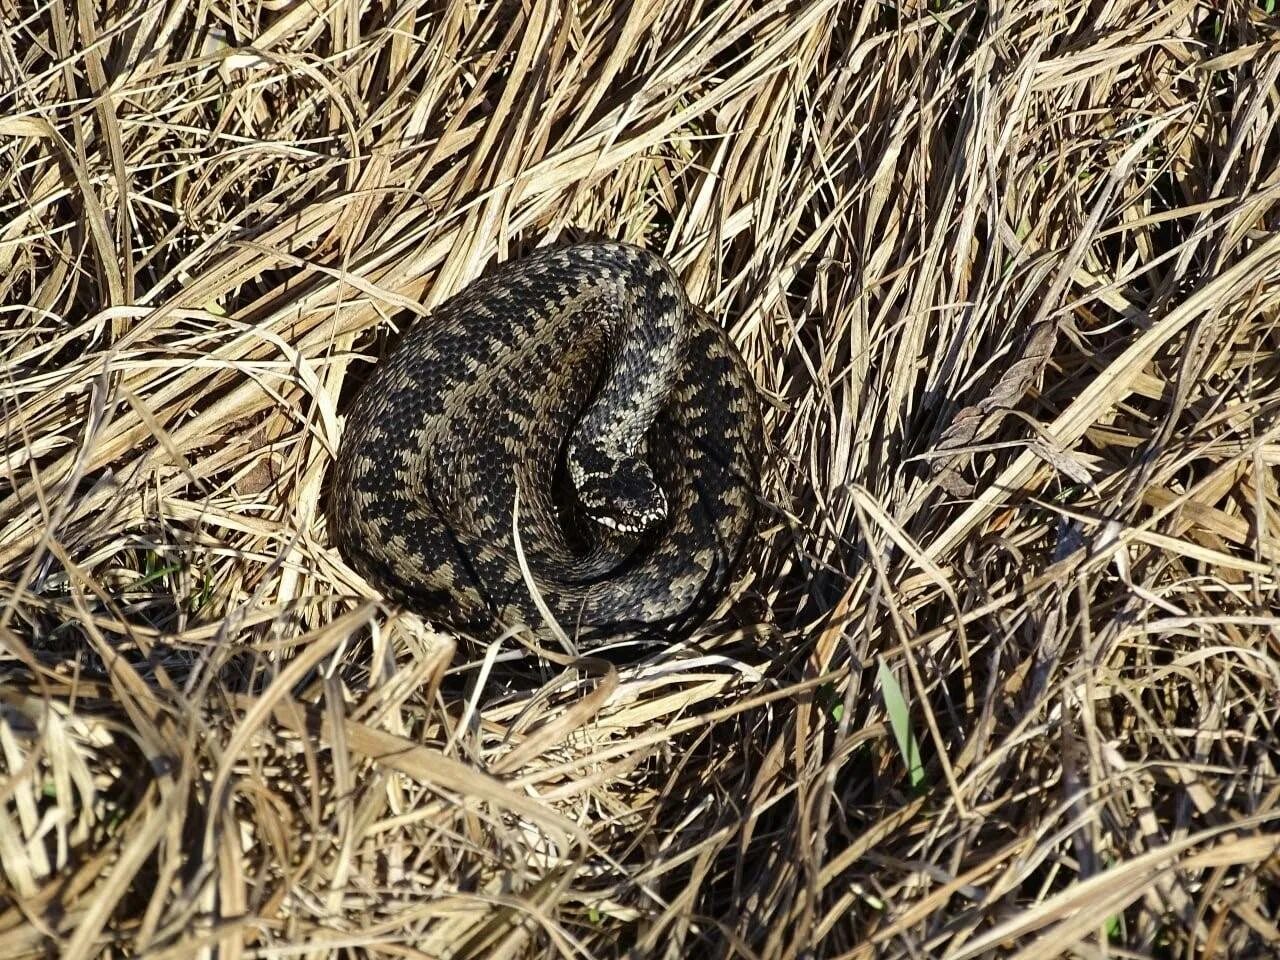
329;241;762;644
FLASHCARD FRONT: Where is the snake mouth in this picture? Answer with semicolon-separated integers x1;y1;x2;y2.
592;506;666;535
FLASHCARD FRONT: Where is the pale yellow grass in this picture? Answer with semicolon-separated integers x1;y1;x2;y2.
2;1;1280;958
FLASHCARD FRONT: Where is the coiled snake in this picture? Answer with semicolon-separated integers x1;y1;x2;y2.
330;242;762;644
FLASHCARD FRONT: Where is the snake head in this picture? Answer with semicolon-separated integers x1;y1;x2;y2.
570;447;668;535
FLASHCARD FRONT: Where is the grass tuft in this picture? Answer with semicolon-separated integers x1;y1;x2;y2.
3;1;1280;957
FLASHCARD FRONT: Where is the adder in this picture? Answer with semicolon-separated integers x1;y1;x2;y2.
329;241;762;645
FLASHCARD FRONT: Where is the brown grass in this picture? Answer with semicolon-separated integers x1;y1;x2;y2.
3;0;1280;957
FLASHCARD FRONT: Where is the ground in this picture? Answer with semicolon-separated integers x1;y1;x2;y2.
1;1;1279;958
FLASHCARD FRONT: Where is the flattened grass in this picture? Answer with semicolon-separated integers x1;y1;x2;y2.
2;1;1279;957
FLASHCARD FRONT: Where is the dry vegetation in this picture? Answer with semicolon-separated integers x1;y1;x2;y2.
3;0;1280;957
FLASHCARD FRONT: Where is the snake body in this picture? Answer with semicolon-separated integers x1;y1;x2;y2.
330;242;761;644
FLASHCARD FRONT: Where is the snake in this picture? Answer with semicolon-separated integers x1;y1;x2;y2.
329;241;762;645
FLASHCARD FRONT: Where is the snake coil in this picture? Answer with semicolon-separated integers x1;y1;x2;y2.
330;242;762;644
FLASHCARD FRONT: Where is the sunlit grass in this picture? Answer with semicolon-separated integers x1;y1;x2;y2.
2;1;1279;957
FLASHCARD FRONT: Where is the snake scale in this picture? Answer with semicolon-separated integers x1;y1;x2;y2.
329;241;762;645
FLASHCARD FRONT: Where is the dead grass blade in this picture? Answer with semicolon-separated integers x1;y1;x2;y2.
3;1;1280;957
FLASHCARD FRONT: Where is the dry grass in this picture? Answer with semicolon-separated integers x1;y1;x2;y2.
2;0;1280;956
